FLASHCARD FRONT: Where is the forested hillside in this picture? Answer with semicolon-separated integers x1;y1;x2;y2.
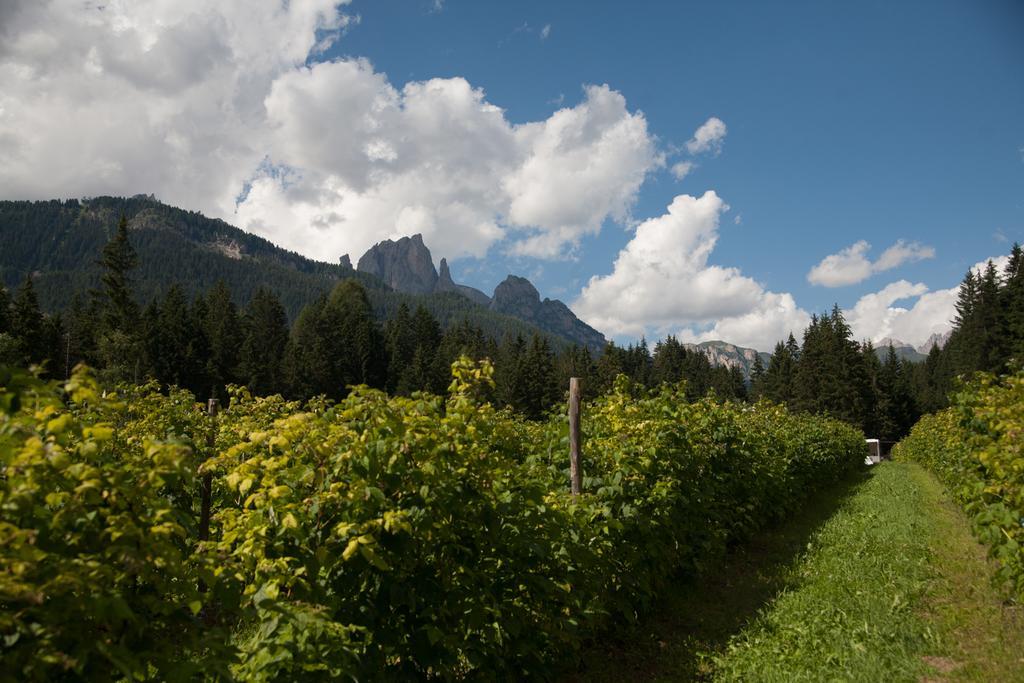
0;197;605;352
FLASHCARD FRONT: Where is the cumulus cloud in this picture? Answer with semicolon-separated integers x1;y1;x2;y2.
574;194;1006;352
574;192;810;350
685;117;727;155
807;239;935;287
540;24;552;40
844;254;1010;347
0;1;660;263
0;0;351;228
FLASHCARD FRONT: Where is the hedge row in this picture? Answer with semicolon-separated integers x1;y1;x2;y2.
0;361;866;681
893;371;1024;599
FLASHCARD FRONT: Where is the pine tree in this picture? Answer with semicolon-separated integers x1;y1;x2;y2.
1004;243;1024;362
860;341;882;437
93;215;142;382
651;336;687;387
519;334;560;419
949;269;981;375
147;285;208;393
238;289;289;397
95;215;139;332
595;342;627;396
876;345;918;440
384;303;415;394
404;306;444;393
0;285;10;336
284;294;330;399
324;279;386;391
558;345;597;401
495;334;528;409
11;276;45;365
749;354;766;399
203;281;242;400
976;260;1005;372
762;340;795;406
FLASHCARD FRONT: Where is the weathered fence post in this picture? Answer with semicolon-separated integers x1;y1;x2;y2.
569;377;582;496
199;398;219;544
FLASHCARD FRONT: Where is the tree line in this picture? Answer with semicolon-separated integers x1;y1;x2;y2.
3;215;1020;432
0;217;749;418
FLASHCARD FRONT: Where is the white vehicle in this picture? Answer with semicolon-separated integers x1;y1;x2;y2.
865;439;883;465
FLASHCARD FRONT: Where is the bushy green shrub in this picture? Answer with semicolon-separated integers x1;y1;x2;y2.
894;371;1024;599
1;361;865;680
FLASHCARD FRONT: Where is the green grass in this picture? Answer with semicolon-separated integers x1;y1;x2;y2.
565;462;1024;682
712;462;936;682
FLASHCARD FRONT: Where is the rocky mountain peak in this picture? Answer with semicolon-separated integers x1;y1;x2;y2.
354;236;605;352
491;275;605;351
917;330;952;353
438;257;454;286
356;234;438;294
491;275;540;315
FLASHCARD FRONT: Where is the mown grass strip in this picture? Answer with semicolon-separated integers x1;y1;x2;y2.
713;462;937;682
569;462;1024;682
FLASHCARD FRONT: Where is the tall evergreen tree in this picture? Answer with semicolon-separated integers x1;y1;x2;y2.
93;215;142;382
518;334;560;419
495;334;528;410
203;281;242;400
749;354;766;399
285;280;385;399
403;305;444;393
384;303;415;393
1003;243;1024;362
876;345;919;440
238;288;289;397
11;276;45;365
284;294;330;399
146;285;208;393
0;285;10;336
95;215;139;332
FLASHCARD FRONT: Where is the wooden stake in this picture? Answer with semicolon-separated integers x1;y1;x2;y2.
569;377;582;496
199;398;218;543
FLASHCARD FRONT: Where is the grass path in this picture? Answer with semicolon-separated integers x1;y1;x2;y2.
565;463;1024;682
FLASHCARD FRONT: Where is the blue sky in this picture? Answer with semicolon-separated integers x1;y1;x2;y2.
1;0;1021;349
333;0;1023;316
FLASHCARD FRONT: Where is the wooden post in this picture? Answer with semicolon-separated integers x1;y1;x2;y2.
199;398;218;544
569;377;582;496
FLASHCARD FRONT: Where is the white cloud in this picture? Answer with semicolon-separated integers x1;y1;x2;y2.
843;254;1011;347
574;191;810;350
807;241;873;287
0;2;661;263
0;0;352;232
540;24;552;40
807;239;935;287
685;117;727;155
874;240;936;271
670;161;694;180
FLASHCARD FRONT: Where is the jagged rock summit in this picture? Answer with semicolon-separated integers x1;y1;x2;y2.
356;234;438;294
491;275;607;352
356;235;606;352
436;257;491;306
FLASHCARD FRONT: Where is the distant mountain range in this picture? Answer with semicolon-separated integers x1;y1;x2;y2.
0;196;606;352
683;340;772;379
873;332;951;363
678;332;952;380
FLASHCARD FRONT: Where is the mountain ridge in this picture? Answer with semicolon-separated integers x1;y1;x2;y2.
0;197;598;351
356;235;605;352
